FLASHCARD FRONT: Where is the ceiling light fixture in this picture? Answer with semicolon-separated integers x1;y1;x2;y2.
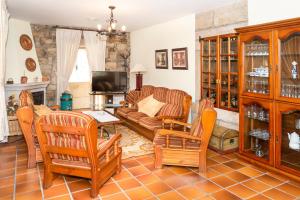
97;6;126;37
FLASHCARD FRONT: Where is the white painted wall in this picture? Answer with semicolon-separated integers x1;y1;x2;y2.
248;0;300;25
130;14;196;100
5;18;42;84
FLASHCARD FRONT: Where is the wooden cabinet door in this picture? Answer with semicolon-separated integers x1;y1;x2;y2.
219;34;239;111
239;31;274;100
274;27;300;104
239;97;274;165
201;37;219;107
275;102;300;176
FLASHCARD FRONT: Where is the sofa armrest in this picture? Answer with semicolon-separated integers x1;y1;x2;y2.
119;101;128;107
155;115;183;120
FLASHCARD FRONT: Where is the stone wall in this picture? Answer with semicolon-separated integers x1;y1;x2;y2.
31;24;130;106
31;25;57;106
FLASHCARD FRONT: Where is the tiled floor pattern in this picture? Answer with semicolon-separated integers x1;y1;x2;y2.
1;138;300;200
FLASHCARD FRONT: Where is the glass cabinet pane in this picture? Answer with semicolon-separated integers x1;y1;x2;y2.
210;40;217;56
230;37;238;54
230;75;238;109
221;38;229;55
221;56;229;72
243;103;270;161
244;39;270;94
203;41;209;56
230;56;238;73
280;110;300;171
280;33;300;99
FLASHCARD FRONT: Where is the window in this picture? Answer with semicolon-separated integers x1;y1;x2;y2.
69;49;90;83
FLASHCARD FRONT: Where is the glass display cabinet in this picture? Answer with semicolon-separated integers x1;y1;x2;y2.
275;102;300;176
239;97;274;165
200;34;238;111
237;18;300;180
275;28;300;104
239;31;273;99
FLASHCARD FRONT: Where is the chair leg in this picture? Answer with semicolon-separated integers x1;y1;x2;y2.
117;152;122;173
90;178;99;198
154;145;163;169
43;167;54;189
198;151;207;174
27;153;36;168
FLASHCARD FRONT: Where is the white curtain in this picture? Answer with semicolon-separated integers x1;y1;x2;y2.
83;31;107;72
0;0;9;142
56;29;81;103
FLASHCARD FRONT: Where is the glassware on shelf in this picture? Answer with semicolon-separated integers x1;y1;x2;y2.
295;119;300;130
249;129;270;140
281;84;300;98
245;43;269;56
246;104;269;122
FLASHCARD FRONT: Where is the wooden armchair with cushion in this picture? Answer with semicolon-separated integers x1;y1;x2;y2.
16;90;59;168
35;111;122;198
153;99;217;174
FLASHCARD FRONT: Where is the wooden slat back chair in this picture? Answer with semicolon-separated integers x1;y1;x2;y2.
35;111;122;198
153;99;217;174
17;90;42;168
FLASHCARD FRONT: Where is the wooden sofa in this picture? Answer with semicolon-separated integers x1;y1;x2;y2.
116;85;192;140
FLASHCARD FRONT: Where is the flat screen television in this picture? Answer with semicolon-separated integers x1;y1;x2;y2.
91;71;127;92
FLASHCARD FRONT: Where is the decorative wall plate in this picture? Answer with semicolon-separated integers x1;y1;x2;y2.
25;58;36;72
20;34;33;51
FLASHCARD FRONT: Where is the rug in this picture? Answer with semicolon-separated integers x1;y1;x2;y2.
103;125;154;159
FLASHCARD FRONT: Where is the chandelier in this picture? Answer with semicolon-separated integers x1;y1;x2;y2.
97;6;126;36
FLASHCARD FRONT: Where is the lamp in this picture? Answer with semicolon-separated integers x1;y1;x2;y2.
131;64;147;91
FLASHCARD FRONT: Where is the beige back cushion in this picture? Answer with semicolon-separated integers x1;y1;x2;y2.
138;95;165;117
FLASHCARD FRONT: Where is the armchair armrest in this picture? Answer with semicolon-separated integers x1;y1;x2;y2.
156;129;201;141
49;105;60;111
163;119;192;127
97;133;121;159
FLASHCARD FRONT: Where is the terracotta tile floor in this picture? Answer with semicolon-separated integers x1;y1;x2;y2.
1;137;300;200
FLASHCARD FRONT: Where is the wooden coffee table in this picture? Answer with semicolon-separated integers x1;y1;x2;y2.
82;110;123;138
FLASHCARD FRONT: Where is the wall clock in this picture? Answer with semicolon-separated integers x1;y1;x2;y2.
20;34;33;51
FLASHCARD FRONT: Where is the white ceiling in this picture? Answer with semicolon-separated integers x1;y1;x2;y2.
6;0;238;31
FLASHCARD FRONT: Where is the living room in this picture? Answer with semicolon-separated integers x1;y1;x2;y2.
1;0;300;199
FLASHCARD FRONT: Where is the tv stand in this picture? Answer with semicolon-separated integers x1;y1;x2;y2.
89;91;126;111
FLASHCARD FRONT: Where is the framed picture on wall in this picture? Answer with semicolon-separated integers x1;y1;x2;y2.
155;49;168;69
172;47;188;70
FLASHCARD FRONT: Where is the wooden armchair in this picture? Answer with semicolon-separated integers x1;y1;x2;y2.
35;111;122;198
153;99;217;174
16;90;59;168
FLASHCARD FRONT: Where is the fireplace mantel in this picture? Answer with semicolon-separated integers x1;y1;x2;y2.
5;81;50;105
5;81;50;91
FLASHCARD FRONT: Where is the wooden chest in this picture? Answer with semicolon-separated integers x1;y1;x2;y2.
8;116;22;136
209;125;239;154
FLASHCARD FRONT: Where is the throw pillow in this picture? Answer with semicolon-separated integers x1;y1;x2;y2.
137;95;153;110
138;96;165;117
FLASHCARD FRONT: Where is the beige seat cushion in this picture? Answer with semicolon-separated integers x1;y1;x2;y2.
138;95;165;117
33;105;53;117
